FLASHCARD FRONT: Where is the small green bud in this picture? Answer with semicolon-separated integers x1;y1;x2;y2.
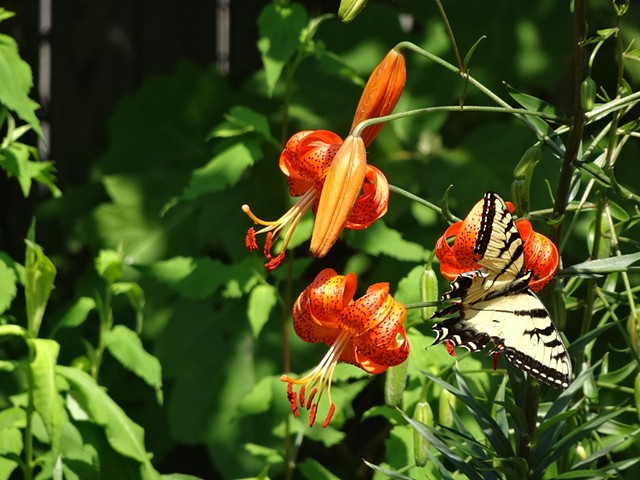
513;144;542;180
413;401;433;467
420;262;439;321
338;0;368;22
580;77;596;112
438;388;455;427
384;360;409;407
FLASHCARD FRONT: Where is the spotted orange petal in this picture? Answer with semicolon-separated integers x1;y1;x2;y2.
344;165;389;230
354;325;410;373
279;130;343;196
519;222;559;292
294;269;357;334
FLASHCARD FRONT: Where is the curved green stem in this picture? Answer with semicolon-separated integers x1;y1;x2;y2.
352;105;565;138
389;184;461;222
393;41;567;157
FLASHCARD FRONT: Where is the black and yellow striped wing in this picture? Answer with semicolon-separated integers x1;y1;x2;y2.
432;192;572;389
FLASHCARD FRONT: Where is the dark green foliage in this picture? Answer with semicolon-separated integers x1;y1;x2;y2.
1;1;640;479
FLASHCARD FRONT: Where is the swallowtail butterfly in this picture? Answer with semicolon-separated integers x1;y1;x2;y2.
431;192;572;389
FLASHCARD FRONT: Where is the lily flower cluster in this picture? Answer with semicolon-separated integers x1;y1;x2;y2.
243;48;409;427
282;268;410;427
243;47;405;270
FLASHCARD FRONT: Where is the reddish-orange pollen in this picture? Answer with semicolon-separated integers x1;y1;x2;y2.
245;228;258;251
282;376;336;428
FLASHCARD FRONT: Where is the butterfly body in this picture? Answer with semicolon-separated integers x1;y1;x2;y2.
432;192;572;389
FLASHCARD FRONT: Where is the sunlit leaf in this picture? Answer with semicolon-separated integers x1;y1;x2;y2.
0;258;17;314
344;221;427;261
95;249;123;284
175;139;263;204
257;3;308;96
237;375;275;417
208;106;274;143
143;256;259;300
0;33;41;135
28;339;65;456
247;284;277;338
57;366;160;479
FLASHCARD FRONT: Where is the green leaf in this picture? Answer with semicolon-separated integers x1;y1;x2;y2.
298;458;342;480
52;297;96;333
56;366;160;480
0;257;17;314
105;325;163;404
0;142;60;198
24;234;57;337
237;375;275;417
257;3;308;96
400;410;483;480
505;82;565;119
0;33;41;135
0;427;21;480
504;82;565;145
175;139;263;205
208;106;274;143
561;252;640;276
532;407;626;477
0;9;16;23
344;221;427;262
95;249;123;284
575;161;612;188
144;256;259;300
247;284;277;338
28;338;65;455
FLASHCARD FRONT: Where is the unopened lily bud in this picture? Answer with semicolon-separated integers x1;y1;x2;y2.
438;388;455;428
413;401;433;467
310;135;367;257
338;0;368;23
384;360;409;407
420;261;439;321
350;48;406;146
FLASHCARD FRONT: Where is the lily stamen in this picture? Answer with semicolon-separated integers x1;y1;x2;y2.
243;189;318;270
281;330;350;427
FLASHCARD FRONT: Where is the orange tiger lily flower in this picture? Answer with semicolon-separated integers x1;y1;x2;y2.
435;197;558;292
350;47;406;147
282;268;409;427
243;131;388;270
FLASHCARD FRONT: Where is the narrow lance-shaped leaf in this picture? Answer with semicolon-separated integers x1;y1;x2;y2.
560;252;640;276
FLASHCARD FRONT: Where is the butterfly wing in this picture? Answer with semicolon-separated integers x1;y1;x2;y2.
432;192;572;389
475;192;525;281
